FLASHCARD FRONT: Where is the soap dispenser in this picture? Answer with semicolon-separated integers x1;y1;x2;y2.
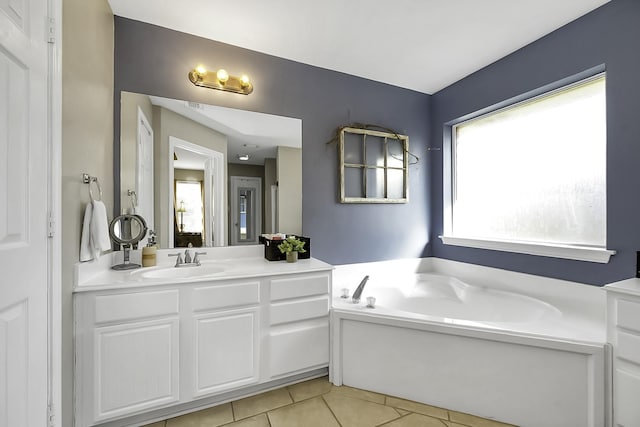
142;230;157;267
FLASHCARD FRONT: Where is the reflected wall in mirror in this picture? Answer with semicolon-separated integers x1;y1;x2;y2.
120;91;302;248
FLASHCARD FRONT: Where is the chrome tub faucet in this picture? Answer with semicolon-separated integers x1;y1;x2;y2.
351;275;370;304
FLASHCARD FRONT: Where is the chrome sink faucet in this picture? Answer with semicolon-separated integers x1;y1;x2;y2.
193;251;206;266
351;275;370;304
168;250;207;267
168;252;184;267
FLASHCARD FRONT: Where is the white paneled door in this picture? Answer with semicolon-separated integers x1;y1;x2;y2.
0;0;52;426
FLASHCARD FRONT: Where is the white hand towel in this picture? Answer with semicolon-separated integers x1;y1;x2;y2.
79;202;94;262
91;200;111;253
80;200;112;262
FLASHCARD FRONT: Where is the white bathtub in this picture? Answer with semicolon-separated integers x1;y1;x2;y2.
330;258;609;427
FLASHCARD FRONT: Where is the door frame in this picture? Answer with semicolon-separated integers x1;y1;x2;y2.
168;136;225;247
230;176;262;246
49;0;62;423
136;106;154;235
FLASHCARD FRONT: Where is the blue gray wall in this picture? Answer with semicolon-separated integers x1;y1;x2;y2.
430;0;640;285
114;17;432;265
115;0;639;285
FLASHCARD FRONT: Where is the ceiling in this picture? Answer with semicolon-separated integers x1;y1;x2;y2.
108;0;610;94
149;95;301;168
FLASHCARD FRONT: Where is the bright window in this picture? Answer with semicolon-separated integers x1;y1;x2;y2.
442;73;614;263
175;180;203;233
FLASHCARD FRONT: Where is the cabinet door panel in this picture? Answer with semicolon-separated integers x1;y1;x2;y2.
94;317;180;422
193;308;260;397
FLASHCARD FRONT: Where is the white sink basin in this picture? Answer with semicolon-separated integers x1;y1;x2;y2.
134;263;226;280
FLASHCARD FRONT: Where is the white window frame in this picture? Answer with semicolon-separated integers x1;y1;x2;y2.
440;66;615;263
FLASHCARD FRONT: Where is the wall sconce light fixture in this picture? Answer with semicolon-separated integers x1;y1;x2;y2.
189;65;253;95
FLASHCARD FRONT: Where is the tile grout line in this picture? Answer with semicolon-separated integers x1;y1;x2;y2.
230;401;236;421
285;386;295;404
374;411;414;427
380;393;413;426
320;394;344;427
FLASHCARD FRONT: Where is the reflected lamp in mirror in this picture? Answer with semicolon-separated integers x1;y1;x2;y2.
189;65;253;95
176;200;187;233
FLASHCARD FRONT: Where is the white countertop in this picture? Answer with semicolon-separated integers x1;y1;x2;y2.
74;246;332;292
603;277;640;297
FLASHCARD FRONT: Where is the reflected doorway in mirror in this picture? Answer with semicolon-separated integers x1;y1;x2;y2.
169;136;225;249
230;176;262;245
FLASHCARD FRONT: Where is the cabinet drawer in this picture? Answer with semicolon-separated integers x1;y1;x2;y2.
94;290;179;324
615;368;640;426
270;274;329;301
269;322;329;377
193;282;260;312
270;296;329;325
618;331;640;366
617;299;640;333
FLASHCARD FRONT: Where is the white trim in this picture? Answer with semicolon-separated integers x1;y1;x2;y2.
439;235;615;264
229;176;262;246
270;184;278;233
168;136;225;247
136;106;154;233
47;0;62;424
442;69;612;264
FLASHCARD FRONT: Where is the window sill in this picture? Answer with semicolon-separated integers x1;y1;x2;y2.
439;235;615;264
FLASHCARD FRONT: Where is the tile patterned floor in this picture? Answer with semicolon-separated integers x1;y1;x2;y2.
144;377;517;427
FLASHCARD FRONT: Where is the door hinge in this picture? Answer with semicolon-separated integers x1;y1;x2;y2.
48;403;55;427
48;212;55;238
47;17;56;44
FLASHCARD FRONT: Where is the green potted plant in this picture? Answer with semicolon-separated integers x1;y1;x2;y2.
277;236;307;263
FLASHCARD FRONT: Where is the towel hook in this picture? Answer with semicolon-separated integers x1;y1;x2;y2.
83;173;103;202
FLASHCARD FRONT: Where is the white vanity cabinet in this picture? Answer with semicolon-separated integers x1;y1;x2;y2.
268;274;331;378
605;280;640;427
74;258;332;427
74;289;181;427
186;280;261;398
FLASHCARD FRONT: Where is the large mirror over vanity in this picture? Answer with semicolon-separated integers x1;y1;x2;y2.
119;91;303;249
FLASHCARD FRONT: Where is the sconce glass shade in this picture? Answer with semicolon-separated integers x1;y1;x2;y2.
216;69;229;84
189;67;254;95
